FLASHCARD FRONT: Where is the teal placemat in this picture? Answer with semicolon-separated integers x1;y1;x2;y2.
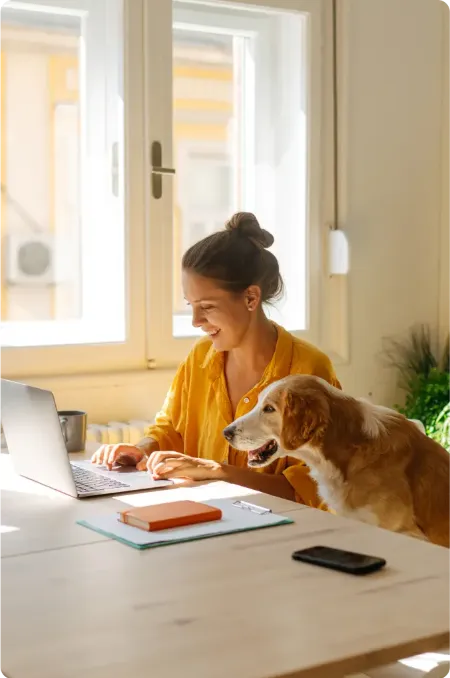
77;498;294;549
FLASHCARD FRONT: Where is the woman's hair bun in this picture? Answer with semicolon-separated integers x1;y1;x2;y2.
225;212;274;249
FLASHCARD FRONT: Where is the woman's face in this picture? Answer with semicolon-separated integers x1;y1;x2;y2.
182;270;260;351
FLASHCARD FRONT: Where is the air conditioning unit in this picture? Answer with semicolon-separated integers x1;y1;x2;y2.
5;232;61;286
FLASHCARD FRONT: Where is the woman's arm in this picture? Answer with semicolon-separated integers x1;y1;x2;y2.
93;362;186;469
135;437;160;456
91;436;160;470
91;362;185;470
146;452;295;500
143;362;186;453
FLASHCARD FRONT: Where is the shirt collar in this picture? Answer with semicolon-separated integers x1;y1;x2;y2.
201;341;224;382
264;323;294;381
201;323;294;383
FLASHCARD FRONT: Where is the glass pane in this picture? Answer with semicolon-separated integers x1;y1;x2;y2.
1;0;124;346
172;27;237;327
172;2;307;337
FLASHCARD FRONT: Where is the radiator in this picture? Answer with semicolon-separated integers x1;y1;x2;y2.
87;420;153;446
1;421;152;452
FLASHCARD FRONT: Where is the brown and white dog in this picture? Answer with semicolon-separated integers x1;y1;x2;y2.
223;375;449;547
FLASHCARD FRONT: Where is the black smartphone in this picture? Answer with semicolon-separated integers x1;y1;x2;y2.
292;545;386;575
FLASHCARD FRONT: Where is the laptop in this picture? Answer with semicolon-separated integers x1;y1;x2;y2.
1;379;173;498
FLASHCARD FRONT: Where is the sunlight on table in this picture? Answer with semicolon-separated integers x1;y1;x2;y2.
0;452;260;507
400;653;450;672
0;453;69;500
0;525;20;534
112;480;260;508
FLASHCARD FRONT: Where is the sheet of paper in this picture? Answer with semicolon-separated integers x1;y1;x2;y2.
77;498;294;549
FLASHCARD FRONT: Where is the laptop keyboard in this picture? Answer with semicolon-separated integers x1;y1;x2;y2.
71;464;130;493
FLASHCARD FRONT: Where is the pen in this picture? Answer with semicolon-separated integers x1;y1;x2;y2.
232;500;272;515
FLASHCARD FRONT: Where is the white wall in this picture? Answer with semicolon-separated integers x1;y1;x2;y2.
20;0;449;422
335;0;449;405
439;1;449;350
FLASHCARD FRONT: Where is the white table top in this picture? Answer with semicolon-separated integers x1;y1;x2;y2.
1;448;449;678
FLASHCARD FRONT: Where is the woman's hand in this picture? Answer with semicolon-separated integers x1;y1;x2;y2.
147;451;223;482
91;444;148;471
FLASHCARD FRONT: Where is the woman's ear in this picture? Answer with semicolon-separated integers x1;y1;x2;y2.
245;285;262;311
280;390;328;451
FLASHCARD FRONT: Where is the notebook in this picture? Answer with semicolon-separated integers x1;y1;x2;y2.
77;498;294;549
119;500;222;531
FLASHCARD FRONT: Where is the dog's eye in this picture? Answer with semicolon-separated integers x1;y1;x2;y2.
263;405;275;414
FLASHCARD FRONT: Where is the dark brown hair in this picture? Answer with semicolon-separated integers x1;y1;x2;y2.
182;212;284;304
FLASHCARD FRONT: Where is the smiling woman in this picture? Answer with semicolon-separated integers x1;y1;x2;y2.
181;212;282;353
91;212;341;507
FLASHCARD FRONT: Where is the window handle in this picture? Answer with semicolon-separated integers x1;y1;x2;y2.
151;141;175;199
151;166;176;175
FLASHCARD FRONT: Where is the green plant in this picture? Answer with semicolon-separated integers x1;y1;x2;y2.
398;369;449;442
431;402;450;450
383;325;450;450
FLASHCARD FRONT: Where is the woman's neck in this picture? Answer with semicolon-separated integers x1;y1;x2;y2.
227;316;278;374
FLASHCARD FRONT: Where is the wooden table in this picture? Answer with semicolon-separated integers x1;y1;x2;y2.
1;449;449;678
0;449;304;557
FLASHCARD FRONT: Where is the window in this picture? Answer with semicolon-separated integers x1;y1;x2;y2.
147;0;325;363
1;0;333;377
1;0;147;376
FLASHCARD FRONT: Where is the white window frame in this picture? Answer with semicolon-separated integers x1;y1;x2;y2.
144;0;335;367
1;0;149;377
2;0;347;380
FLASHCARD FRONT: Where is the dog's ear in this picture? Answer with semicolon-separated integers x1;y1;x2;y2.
280;390;328;451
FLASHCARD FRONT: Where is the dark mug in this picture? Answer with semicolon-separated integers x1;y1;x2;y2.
58;410;87;453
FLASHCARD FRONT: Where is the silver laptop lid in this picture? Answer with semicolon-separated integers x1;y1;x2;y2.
1;379;78;497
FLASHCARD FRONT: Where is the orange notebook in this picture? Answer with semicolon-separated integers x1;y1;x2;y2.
118;500;222;532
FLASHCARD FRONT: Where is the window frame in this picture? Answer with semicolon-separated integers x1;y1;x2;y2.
2;0;348;379
144;0;331;367
1;0;149;378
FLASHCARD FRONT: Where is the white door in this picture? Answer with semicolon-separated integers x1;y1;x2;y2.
144;0;333;366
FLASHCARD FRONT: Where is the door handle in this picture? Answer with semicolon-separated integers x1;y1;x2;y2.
151;141;175;199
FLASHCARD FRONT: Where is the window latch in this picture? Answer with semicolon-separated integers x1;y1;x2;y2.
151;141;175;199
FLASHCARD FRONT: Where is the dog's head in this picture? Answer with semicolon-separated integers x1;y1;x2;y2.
223;375;332;467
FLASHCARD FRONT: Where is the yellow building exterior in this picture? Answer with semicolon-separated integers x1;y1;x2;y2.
1;24;234;322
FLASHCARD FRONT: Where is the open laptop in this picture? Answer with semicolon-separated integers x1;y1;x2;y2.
1;379;173;498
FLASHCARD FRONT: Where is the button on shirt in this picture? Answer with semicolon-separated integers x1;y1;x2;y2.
146;324;341;508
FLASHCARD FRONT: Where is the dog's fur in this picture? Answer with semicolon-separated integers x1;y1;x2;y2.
224;375;449;547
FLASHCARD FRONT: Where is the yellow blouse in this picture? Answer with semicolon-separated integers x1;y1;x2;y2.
145;325;341;507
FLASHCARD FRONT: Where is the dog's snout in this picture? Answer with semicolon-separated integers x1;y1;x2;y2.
223;424;236;442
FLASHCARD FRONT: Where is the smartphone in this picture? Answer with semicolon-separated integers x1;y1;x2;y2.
292;545;386;575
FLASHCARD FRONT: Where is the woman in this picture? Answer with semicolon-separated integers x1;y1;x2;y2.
92;212;341;505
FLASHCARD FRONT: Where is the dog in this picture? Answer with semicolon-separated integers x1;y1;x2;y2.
223;375;449;547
